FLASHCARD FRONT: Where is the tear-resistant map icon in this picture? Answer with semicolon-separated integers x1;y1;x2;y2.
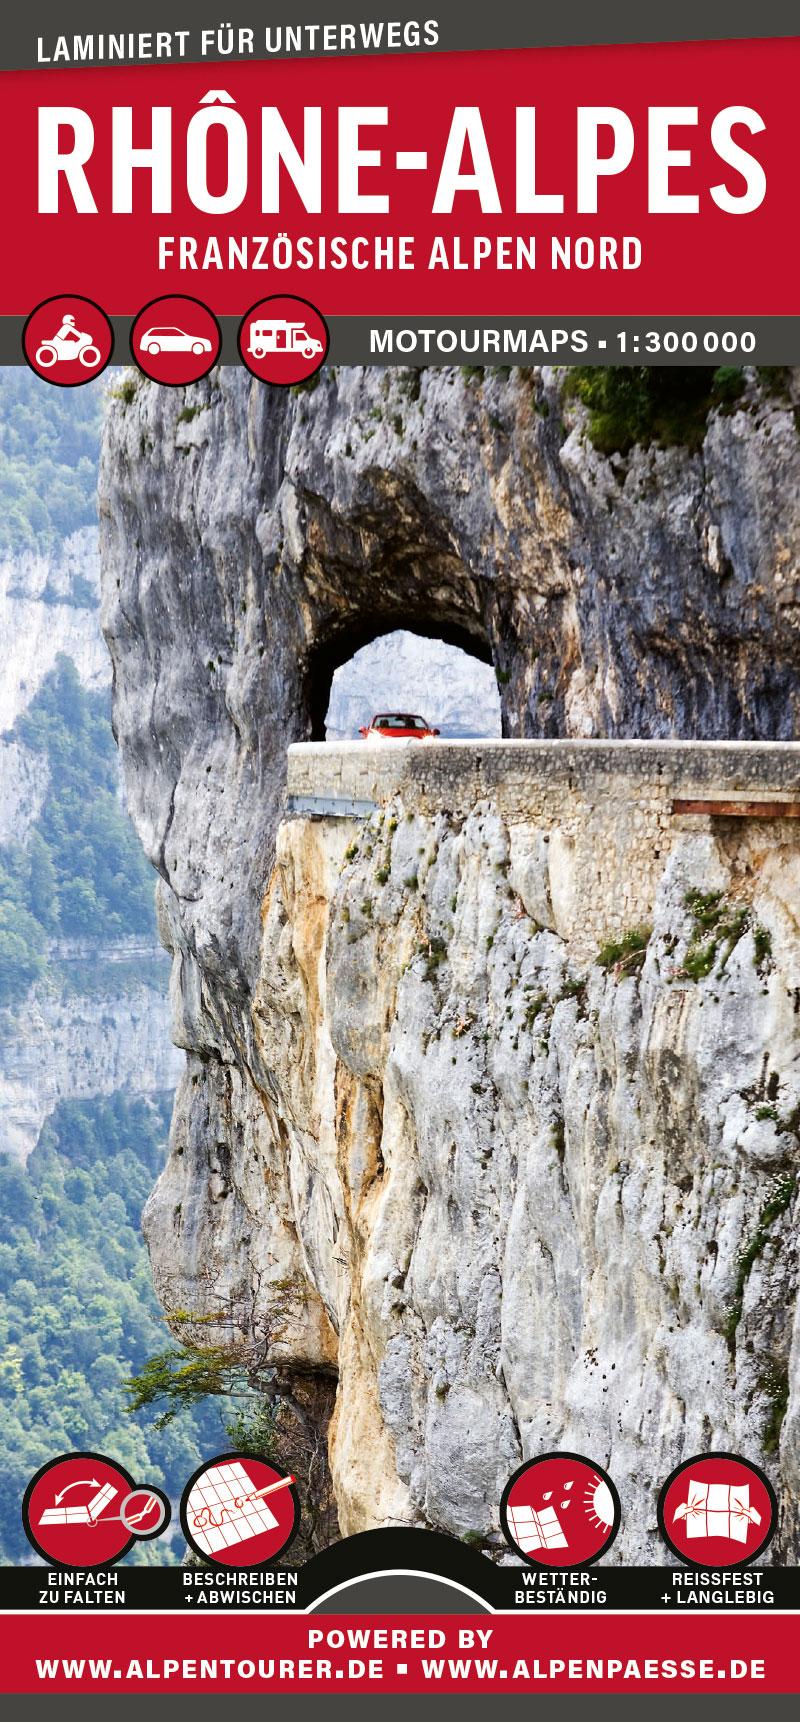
658;1452;777;1569
22;1452;170;1568
180;1453;300;1567
500;1451;621;1567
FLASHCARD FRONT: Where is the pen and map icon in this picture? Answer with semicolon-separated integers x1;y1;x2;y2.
180;1454;300;1567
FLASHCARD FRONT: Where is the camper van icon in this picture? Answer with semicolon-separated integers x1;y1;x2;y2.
247;318;324;361
238;295;329;386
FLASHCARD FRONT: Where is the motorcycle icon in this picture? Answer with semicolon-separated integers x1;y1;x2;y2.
34;314;101;370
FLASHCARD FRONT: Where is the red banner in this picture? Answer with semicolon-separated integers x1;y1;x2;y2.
5;1611;795;1693
3;37;798;316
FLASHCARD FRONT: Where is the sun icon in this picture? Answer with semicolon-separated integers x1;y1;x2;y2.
584;1473;615;1530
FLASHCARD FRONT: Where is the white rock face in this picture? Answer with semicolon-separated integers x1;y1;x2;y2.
0;946;181;1159
0;529;108;732
143;797;800;1562
0;527;180;1161
0;740;48;844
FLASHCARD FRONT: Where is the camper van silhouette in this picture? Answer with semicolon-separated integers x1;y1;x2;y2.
238;294;329;386
247;319;324;360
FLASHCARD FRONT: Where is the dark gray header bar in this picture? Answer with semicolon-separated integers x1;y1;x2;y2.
2;316;798;368
7;0;800;72
326;317;800;368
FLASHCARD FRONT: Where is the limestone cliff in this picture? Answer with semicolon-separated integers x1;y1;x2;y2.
0;941;179;1160
0;524;181;1160
0;529;106;839
98;365;800;1560
0;529;109;732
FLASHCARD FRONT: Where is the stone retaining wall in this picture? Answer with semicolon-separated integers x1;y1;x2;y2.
286;740;800;955
287;738;800;814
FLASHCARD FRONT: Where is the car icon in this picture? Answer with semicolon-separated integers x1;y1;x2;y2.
138;326;212;356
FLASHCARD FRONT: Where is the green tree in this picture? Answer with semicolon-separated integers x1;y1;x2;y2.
0;371;104;557
25;832;60;932
0;654;158;1005
0;902;46;1004
564;365;747;455
0;1094;222;1564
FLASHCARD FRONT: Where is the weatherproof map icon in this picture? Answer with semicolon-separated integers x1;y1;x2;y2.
500;1451;621;1567
23;1452;170;1568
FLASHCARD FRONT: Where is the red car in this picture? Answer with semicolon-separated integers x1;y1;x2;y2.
358;712;440;741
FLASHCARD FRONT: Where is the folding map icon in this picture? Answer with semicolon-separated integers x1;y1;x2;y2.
39;1483;118;1525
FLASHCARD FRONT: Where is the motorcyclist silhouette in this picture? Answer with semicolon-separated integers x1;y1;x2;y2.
54;313;80;342
35;312;101;370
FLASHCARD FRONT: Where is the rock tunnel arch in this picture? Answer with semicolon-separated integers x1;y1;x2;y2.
276;458;522;746
307;613;500;742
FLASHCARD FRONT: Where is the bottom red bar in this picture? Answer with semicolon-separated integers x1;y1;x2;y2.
3;1612;793;1693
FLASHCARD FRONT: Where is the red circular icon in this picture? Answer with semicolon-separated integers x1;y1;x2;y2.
238;295;329;386
22;1453;170;1568
180;1453;300;1567
658;1452;777;1569
22;295;113;387
500;1451;621;1567
131;295;221;385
